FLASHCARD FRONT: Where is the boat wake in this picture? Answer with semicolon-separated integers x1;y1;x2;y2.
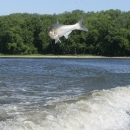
1;85;130;130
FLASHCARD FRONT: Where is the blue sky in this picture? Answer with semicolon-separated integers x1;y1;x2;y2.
0;0;130;16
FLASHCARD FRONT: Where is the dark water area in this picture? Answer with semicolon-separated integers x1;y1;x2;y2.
0;58;130;130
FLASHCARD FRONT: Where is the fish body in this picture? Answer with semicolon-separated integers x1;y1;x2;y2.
48;17;88;43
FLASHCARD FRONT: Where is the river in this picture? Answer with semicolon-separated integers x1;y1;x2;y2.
0;58;130;130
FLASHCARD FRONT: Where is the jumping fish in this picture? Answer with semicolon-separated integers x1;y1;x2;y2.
48;17;88;43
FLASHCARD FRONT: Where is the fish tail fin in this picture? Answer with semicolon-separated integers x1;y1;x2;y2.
76;17;88;32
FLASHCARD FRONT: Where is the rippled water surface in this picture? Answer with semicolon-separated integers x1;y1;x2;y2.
0;58;130;130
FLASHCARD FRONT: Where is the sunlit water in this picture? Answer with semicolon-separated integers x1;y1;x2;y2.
0;58;130;130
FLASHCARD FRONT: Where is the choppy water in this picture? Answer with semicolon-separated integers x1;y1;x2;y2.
0;58;130;130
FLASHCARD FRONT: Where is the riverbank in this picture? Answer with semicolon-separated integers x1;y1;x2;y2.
0;55;130;59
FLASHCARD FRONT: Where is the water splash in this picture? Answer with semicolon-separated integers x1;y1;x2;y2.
1;86;130;130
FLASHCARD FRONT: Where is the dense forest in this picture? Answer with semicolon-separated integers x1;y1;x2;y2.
0;9;130;56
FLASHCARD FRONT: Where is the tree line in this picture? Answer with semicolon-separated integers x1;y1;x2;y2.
0;9;130;56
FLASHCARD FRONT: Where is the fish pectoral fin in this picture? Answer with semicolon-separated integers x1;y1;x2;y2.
56;20;59;24
64;31;72;39
55;38;61;44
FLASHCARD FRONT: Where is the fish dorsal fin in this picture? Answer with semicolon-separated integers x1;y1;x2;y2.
64;31;72;39
56;20;59;24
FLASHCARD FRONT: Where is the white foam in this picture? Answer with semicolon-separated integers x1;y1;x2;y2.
1;86;130;130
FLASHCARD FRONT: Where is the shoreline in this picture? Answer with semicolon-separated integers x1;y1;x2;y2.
0;55;130;59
